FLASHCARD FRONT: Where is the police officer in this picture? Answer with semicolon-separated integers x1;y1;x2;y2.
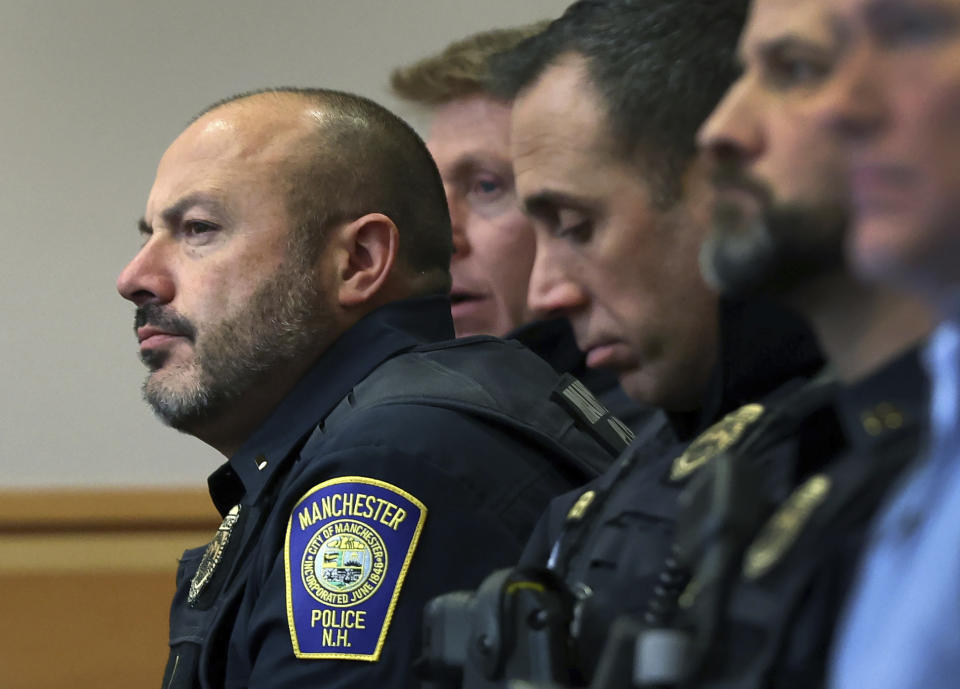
482;2;825;684
651;0;936;685
117;88;623;689
808;0;960;685
390;25;650;431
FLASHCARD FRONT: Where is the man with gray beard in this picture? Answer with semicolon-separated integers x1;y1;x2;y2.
118;87;621;689
608;0;935;686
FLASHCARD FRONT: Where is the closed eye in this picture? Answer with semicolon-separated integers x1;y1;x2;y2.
555;208;594;243
524;191;599;244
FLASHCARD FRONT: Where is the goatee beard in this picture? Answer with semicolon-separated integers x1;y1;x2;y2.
703;165;848;298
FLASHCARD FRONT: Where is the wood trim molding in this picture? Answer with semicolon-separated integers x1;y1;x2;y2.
0;488;222;575
0;487;221;533
0;531;215;573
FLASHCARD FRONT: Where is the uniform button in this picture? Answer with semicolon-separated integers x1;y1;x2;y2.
861;412;883;436
861;403;903;435
255;454;269;471
876;403;904;430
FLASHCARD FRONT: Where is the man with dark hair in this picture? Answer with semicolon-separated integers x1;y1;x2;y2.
391;27;648;431
479;1;823;684
494;0;761;413
118;87;621;689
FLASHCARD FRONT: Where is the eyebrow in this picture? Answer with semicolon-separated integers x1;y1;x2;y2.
862;0;957;30
523;189;598;222
445;154;512;182
826;11;854;46
754;34;824;61
864;0;912;27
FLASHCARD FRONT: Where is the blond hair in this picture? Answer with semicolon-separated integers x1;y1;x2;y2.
391;22;550;105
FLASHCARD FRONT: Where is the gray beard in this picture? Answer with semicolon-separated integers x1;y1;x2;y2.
142;262;332;434
701;195;848;299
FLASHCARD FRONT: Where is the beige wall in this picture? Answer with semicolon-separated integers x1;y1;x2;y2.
0;0;568;488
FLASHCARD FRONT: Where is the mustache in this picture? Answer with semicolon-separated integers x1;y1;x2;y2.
711;162;773;205
134;303;197;341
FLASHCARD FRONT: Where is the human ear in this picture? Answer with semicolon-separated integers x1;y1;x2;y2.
334;213;399;307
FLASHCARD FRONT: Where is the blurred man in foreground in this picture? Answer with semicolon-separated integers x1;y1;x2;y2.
807;0;960;685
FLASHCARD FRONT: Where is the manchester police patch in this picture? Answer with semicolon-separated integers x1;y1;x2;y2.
285;476;426;661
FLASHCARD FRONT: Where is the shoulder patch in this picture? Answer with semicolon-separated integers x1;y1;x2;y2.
285;476;427;661
742;474;831;580
670;403;765;482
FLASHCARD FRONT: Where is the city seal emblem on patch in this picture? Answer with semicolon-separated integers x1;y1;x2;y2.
285;476;426;661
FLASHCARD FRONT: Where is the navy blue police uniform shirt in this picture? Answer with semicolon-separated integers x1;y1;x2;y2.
517;299;825;685
160;296;621;689
508;317;655;434
689;346;929;689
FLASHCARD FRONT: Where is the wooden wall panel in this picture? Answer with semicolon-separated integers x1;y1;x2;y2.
0;489;220;689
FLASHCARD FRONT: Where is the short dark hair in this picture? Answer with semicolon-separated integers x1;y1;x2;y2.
196;88;453;295
390;22;550;106
491;0;747;204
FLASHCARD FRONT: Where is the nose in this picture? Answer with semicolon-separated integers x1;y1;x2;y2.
698;78;763;167
446;186;470;259
116;234;175;307
527;241;587;317
812;43;886;145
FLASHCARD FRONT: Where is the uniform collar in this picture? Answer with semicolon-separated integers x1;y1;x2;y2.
834;344;930;453
924;320;960;452
207;295;455;516
509;317;625;400
509;317;585;376
667;298;825;441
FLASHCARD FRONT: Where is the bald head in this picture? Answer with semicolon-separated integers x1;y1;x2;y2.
148;96;311;231
121;89;454;452
192;89;454;295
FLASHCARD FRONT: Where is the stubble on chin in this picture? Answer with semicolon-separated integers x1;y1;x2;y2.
142;353;211;431
140;261;334;433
